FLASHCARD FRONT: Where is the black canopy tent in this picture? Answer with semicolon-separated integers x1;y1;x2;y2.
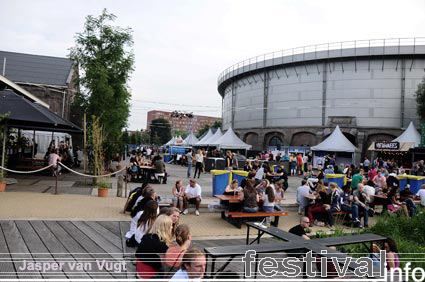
0;89;82;172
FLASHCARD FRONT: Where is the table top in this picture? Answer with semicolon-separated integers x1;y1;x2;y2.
214;194;282;203
139;165;155;170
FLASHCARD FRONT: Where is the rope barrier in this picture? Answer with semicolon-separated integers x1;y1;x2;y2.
0;164;54;174
58;162;127;178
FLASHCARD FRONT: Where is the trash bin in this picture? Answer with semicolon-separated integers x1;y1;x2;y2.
163;154;171;163
211;170;230;195
406;175;425;194
215;159;226;170
231;170;249;186
398;175;409;192
325;174;346;188
205;158;216;172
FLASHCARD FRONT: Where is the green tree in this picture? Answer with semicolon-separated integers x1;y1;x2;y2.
69;9;134;160
174;129;187;139
416;77;425;121
150;118;171;145
197;120;222;138
140;130;151;145
152;134;162;146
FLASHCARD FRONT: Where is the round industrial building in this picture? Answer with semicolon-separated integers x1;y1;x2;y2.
218;38;425;159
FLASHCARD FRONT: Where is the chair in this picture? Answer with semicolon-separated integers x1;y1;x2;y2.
155;173;165;184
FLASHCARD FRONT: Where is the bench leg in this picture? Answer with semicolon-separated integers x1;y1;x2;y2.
221;211;226;220
272;216;279;227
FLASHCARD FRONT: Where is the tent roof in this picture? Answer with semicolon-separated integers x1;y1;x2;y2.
214;127;252;149
195;128;214;146
183;132;199;146
0;89;82;133
311;125;358;152
393;121;421;147
205;128;222;145
165;136;176;146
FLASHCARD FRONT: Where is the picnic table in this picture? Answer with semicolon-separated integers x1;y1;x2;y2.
204;225;387;278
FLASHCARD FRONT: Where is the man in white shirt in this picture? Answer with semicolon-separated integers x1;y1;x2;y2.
170;248;206;281
296;179;316;215
362;180;376;204
182;179;202;216
416;184;425;207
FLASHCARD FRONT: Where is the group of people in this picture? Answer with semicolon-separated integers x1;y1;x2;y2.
45;141;83;175
123;183;207;280
298;164;425;229
127;153;167;183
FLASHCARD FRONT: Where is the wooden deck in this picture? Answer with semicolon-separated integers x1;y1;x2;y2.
0;220;281;280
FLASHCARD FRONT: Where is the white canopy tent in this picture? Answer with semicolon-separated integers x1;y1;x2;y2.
195;129;214;146
213;127;252;150
203;128;222;146
311;125;359;168
183;132;199;146
393;121;421;147
165;136;176;146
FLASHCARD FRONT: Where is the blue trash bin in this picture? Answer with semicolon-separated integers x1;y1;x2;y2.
407;176;425;194
211;170;230;195
231;170;249;186
325;174;346;188
164;154;171;163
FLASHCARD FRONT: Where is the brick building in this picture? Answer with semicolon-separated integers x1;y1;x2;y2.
147;110;221;133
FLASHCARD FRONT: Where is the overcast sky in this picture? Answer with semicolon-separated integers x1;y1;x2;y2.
1;0;425;130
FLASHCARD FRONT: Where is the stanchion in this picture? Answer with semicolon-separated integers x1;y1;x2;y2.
124;168;128;198
55;165;58;195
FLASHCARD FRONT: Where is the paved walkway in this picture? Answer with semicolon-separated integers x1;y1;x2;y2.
0;163;377;238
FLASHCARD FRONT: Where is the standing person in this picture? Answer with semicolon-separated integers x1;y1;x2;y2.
296;154;303;176
302;154;309;175
48;148;62;176
363;157;371;174
351;169;364;190
290;154;297;176
135;215;173;279
170;248;206;281
182;179;202;216
225;151;232;170
193;150;203;179
172;180;185;213
231;153;238;170
186;150;193;178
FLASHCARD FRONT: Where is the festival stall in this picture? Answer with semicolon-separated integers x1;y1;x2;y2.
311;125;359;168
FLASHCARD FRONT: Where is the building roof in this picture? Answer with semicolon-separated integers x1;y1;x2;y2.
0;50;74;86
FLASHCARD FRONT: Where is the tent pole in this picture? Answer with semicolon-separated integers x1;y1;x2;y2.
1;124;6;175
32;130;35;158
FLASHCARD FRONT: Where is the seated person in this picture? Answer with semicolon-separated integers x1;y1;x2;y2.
244;160;253;172
224;179;242;195
373;170;386;189
296;179;316;215
172;180;185;213
274;182;285;210
289;217;310;240
274;166;288;187
254;163;266;184
255;179;270;195
182;179;202;216
352;183;371;228
324;165;334;175
340;185;362;227
398;184;416;217
416;184;425;208
307;180;329;227
240;181;259;213
153;155;166;182
262;186;275;212
170;248;206;280
164;224;192;278
326;182;341;229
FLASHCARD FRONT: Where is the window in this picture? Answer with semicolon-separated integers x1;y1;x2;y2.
269;136;282;149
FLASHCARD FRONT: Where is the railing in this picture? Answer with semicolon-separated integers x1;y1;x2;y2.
218;37;425;86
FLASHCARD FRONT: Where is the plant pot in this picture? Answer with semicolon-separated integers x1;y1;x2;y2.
0;181;6;192
98;187;109;197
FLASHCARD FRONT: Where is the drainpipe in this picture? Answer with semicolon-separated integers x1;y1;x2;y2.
62;90;66;118
2;58;6;76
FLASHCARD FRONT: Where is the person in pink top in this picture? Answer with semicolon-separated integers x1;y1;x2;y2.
48;148;62;175
368;166;377;181
372;170;386;188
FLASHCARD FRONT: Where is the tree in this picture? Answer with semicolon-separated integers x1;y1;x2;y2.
416;77;425;121
140;130;151;145
150;118;171;145
69;9;134;160
174;129;187;139
197;120;222;138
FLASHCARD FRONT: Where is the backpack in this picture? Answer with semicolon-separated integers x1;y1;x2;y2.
125;187;143;212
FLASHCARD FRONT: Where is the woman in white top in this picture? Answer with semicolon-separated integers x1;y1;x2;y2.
194;150;203;179
134;201;158;245
262;186;275;212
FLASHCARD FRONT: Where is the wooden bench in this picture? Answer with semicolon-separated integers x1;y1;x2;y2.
224;211;288;229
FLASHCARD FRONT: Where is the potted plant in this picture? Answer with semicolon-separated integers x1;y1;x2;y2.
97;177;110;197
